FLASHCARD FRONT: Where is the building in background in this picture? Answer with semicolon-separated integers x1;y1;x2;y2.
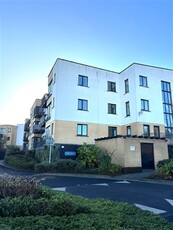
16;124;24;149
0;125;17;147
24;58;173;169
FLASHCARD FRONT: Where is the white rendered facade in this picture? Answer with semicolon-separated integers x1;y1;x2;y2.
44;59;173;145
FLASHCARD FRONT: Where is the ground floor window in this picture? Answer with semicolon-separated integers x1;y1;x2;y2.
108;126;117;137
77;124;88;136
143;125;150;137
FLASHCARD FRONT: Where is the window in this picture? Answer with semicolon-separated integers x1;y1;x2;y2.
77;124;88;136
126;101;130;116
154;126;160;138
107;81;116;92
53;73;56;84
0;128;5;135
78;99;88;111
78;75;88;87
52;98;55;108
8;128;11;132
125;79;129;93
143;125;150;137
108;126;117;137
127;126;131;136
161;81;173;138
7;137;10;141
139;75;148;87
108;103;116;114
48;79;53;94
141;99;149;111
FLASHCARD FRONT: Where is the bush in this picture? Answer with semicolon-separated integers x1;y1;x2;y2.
98;163;122;176
5;145;21;156
35;159;85;173
4;155;37;170
0;174;43;199
157;159;173;177
0;195;89;217
77;143;101;168
35;146;58;163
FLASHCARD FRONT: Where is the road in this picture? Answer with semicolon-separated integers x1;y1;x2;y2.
0;164;173;222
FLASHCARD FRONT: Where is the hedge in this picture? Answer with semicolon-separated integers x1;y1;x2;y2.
4;155;37;170
0;175;172;229
35;159;85;173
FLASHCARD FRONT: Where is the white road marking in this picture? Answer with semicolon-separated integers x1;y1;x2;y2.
134;203;167;214
165;199;173;207
52;187;66;192
114;180;130;184
92;183;109;186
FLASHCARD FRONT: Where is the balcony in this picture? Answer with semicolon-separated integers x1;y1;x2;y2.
33;125;45;134
34;106;44;118
41;94;49;108
24;120;30;132
39;115;46;127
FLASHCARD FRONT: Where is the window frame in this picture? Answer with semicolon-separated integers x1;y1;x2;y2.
107;81;116;92
108;103;116;114
126;126;131;136
141;99;149;111
126;101;130;116
78;75;88;87
77;124;88;136
125;79;129;93
143;125;150;137
78;99;88;111
108;126;117;137
154;126;160;138
139;75;148;87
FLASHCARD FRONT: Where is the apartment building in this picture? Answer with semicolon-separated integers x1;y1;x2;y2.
25;58;173;168
0;125;17;146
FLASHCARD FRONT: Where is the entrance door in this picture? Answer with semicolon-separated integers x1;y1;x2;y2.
141;143;154;169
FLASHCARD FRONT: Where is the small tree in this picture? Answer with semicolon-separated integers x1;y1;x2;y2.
77;143;102;168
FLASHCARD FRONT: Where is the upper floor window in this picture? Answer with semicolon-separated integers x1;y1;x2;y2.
78;99;88;111
77;124;88;136
141;99;149;111
48;79;53;94
7;137;10;141
53;73;56;84
126;101;130;116
108;126;117;137
139;75;148;87
127;126;131;136
108;103;116;114
8;128;11;132
107;81;116;92
78;75;88;87
125;79;129;93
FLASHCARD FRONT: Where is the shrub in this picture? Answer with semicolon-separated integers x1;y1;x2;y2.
35;146;58;163
35;159;85;173
157;159;173;177
4;155;37;170
98;163;122;176
0;174;43;199
5;145;21;156
77;143;101;168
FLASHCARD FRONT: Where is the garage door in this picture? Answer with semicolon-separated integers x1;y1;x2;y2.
141;143;154;169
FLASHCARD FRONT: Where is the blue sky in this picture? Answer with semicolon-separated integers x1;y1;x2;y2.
0;0;172;125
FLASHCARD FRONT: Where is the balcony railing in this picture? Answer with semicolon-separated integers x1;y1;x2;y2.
33;125;45;134
39;115;46;127
34;106;44;118
41;94;49;108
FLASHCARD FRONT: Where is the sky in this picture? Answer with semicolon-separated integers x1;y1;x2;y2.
0;0;172;125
